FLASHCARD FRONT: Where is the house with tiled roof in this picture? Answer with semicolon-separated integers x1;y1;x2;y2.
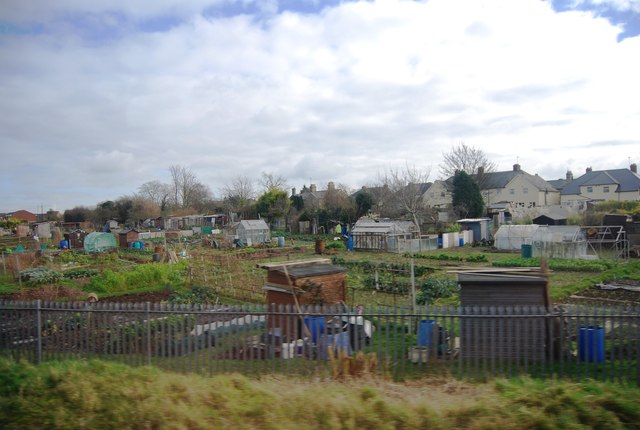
423;164;560;216
560;164;640;210
480;164;560;210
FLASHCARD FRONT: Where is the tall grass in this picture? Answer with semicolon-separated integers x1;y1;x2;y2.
1;358;639;429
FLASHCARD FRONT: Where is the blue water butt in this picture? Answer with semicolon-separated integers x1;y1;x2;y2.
304;316;325;343
578;326;605;363
418;319;437;347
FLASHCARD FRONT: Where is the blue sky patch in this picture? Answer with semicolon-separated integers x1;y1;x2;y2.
550;0;640;41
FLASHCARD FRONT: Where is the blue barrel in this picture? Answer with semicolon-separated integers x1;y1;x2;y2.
304;316;325;343
437;238;443;248
59;240;69;249
277;236;285;247
459;238;464;247
521;244;532;258
418;319;437;347
578;326;604;363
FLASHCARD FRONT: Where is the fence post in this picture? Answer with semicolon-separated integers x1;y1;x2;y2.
36;300;42;364
146;302;152;366
15;254;21;287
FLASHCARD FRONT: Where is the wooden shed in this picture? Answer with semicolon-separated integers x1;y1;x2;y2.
64;229;87;249
456;268;550;361
533;208;569;226
118;229;140;248
259;259;347;340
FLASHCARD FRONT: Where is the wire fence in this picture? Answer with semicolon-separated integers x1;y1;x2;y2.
1;301;638;383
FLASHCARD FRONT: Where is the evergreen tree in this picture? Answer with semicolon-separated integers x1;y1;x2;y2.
452;170;484;218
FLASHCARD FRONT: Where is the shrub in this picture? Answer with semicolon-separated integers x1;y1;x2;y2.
62;268;99;279
19;267;62;285
169;286;219;305
325;241;346;251
85;262;188;294
417;277;459;305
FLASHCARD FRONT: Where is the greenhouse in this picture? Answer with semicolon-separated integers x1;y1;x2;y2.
531;226;588;259
83;232;117;253
494;225;540;251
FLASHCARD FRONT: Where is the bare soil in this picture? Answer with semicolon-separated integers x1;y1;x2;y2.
559;280;640;306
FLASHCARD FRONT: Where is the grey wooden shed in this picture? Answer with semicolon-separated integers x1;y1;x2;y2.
456;268;550;361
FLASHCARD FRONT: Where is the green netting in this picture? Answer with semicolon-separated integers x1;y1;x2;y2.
83;232;117;253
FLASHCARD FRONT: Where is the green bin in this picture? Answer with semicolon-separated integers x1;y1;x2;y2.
521;244;532;258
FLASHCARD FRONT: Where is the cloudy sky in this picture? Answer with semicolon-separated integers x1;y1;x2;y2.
1;0;639;213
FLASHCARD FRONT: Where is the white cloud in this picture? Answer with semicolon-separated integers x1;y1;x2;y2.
0;0;639;210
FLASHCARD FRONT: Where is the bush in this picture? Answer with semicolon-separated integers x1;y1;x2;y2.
62;268;99;279
19;267;62;285
492;257;614;272
325;241;345;251
417;277;459;305
169;286;219;305
85;262;188;294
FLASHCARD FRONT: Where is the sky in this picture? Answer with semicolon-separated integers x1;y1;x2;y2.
1;0;639;213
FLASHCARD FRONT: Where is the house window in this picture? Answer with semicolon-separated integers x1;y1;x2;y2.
440;192;445;197
603;186;610;193
430;192;435;198
509;189;515;195
523;187;528;194
587;186;593;193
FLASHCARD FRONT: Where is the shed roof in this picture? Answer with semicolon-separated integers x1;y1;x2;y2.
239;219;269;230
352;219;416;235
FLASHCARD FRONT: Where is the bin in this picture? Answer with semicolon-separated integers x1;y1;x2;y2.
578;326;604;363
304;316;325;343
418;319;437;347
521;244;532;258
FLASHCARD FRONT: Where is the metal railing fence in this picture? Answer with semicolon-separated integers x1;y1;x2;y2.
1;301;638;383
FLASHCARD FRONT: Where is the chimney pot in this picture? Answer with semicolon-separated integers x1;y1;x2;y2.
631;163;638;174
513;164;521;172
586;167;592;173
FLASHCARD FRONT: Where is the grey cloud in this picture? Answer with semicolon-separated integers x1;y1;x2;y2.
489;80;586;104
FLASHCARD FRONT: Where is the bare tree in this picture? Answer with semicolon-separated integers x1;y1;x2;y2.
440;142;497;180
167;165;213;210
222;175;256;219
138;180;172;213
260;172;288;192
378;164;431;236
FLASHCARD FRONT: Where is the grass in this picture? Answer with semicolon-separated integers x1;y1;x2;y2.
3;243;640;307
1;358;639;429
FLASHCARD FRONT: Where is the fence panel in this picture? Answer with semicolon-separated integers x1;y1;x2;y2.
0;301;638;383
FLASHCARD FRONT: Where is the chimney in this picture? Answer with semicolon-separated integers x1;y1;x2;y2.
631;163;638;174
566;170;573;181
328;181;335;191
310;184;317;192
477;166;484;175
291;187;296;196
586;167;592;173
513;163;521;172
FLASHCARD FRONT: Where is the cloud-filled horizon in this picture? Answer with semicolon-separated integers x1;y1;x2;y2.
1;0;639;213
